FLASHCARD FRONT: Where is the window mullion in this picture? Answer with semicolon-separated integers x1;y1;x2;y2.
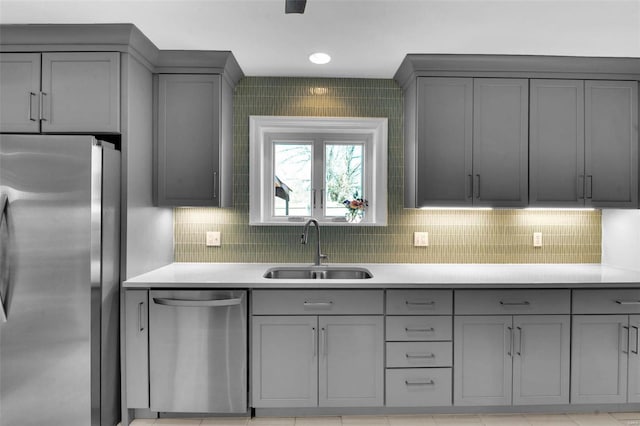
312;139;325;218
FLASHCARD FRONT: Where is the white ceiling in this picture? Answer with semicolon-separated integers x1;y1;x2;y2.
1;0;639;78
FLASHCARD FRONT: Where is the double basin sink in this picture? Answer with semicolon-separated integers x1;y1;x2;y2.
263;266;373;280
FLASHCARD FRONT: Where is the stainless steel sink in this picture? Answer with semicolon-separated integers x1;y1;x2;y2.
263;266;373;279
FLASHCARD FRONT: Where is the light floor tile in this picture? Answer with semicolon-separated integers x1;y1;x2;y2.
201;417;250;425
567;413;620;425
524;414;577;424
342;415;389;425
432;414;483;425
248;417;296;425
128;420;157;426
479;414;530;425
294;416;341;426
613;413;640;420
618;421;640;426
155;420;203;426
387;415;437;426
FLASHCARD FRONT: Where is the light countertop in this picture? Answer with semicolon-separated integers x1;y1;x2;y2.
123;263;640;289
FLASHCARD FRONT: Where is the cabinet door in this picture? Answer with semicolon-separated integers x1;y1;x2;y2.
628;315;640;402
251;316;318;408
156;74;221;206
124;290;149;408
512;315;570;405
453;316;513;406
415;77;473;207
41;52;120;133
585;80;638;208
0;53;41;133
529;80;585;207
571;315;628;404
473;78;529;207
318;316;383;407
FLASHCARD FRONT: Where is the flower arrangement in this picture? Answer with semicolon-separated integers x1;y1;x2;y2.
342;194;368;223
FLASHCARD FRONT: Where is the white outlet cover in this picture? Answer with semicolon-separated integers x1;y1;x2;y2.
533;232;543;247
414;231;429;247
206;231;221;247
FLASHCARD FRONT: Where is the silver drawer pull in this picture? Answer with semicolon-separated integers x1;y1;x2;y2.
500;301;530;306
303;301;333;307
153;297;242;307
405;301;435;306
405;327;435;333
405;379;435;386
616;300;640;305
405;352;435;359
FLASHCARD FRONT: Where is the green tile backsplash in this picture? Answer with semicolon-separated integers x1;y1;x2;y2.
174;77;601;264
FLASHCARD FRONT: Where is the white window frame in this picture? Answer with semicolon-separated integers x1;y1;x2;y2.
249;116;388;226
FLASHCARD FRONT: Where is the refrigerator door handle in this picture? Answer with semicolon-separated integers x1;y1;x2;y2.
0;193;8;323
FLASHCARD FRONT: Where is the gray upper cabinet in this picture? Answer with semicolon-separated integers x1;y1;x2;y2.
530;79;638;208
409;77;528;208
472;78;529;207
155;73;233;207
0;52;120;133
585;80;638;208
0;53;41;133
415;77;473;207
529;79;585;207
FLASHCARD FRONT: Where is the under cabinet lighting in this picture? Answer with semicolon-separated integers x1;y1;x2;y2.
309;52;331;65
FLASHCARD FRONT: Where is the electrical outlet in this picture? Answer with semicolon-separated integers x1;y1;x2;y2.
533;232;543;248
206;231;221;247
414;231;429;247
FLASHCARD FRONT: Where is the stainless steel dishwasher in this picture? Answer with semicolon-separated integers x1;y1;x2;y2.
149;290;247;413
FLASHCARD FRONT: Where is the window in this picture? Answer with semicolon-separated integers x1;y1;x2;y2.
249;116;387;226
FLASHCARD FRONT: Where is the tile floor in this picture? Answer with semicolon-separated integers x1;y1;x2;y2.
124;412;640;426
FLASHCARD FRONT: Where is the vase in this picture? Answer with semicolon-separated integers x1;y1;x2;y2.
345;210;364;223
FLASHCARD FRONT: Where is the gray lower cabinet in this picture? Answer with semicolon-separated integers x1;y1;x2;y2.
407;77;528;208
155;73;234;207
0;51;120;133
251;315;383;408
124;290;149;408
454;315;570;406
530;79;638;208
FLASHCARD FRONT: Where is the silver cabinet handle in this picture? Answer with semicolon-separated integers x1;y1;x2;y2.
405;300;435;306
632;325;639;355
312;326;317;357
586;175;593;199
516;326;523;356
616;300;640;305
622;325;630;354
405;327;435;333
500;301;530;306
28;92;37;121
312;189;317;209
152;297;242;307
405;352;435;359
405;379;435;386
39;92;47;121
138;301;145;332
507;326;513;357
0;194;9;323
303;301;333;307
212;171;218;199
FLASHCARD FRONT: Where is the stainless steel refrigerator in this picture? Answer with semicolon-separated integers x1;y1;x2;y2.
0;135;120;426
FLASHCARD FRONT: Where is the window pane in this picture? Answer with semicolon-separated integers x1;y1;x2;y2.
273;143;312;217
325;143;363;217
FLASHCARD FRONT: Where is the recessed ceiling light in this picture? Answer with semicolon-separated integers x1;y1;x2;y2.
309;52;331;65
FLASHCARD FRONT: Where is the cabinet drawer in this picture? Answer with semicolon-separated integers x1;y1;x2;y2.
386;368;452;407
386;342;452;368
573;289;640;314
252;290;384;315
386;316;452;341
455;290;570;315
386;290;452;315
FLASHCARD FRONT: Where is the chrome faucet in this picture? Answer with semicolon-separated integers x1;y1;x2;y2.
301;219;328;266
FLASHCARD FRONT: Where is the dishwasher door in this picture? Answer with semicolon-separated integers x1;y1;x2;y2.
149;290;247;413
